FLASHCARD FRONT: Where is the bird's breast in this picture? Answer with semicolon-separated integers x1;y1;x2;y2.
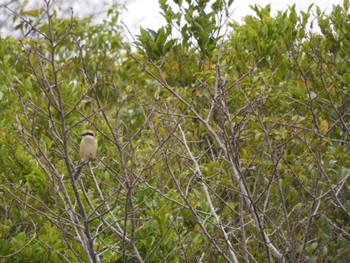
80;137;97;162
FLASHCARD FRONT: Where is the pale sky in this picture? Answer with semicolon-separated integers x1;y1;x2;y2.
122;0;343;34
0;0;344;37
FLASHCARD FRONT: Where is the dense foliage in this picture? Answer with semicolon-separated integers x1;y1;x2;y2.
0;0;349;262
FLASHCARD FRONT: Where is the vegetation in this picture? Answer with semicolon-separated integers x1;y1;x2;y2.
0;0;349;262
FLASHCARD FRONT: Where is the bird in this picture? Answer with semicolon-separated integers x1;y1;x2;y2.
74;129;97;180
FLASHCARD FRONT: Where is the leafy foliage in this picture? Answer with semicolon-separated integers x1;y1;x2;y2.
0;0;350;262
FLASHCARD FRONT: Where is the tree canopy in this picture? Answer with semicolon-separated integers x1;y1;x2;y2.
0;0;349;262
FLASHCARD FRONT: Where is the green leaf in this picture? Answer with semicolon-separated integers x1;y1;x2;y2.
24;9;40;17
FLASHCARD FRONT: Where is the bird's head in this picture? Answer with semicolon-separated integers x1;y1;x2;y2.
81;130;95;137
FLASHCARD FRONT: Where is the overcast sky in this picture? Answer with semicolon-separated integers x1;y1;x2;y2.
122;0;343;34
0;0;344;37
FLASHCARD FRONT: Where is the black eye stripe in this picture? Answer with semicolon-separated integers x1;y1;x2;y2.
82;132;94;137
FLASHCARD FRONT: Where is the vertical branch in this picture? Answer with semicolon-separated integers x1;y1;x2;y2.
177;120;239;263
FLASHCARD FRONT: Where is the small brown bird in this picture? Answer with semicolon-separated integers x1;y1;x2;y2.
79;130;97;162
75;130;97;180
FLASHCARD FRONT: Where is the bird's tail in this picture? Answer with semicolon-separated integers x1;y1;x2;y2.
74;162;86;180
